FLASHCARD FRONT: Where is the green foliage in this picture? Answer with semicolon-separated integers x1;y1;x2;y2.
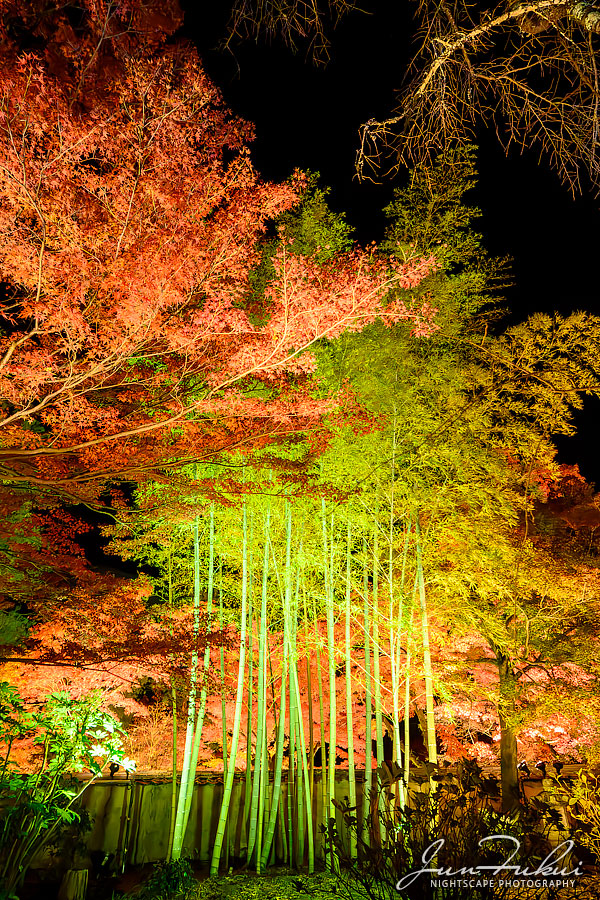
132;859;196;900
0;685;134;897
477;311;600;449
277;174;354;262
326;759;586;900
0;612;29;648
383;147;484;267
565;769;600;864
382;147;508;335
314;313;520;612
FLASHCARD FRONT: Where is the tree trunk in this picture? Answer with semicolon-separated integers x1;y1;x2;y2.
497;651;519;813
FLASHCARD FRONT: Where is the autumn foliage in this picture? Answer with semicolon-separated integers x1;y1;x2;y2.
0;0;439;627
0;5;435;511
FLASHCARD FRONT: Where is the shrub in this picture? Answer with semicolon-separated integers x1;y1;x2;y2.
0;683;134;899
324;759;591;900
566;769;600;865
132;859;196;900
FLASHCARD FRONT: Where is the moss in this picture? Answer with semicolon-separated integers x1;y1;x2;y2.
194;871;344;900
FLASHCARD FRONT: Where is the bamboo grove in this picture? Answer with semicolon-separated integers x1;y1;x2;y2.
132;472;444;874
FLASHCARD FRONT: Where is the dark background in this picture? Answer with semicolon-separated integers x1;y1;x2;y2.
182;2;600;484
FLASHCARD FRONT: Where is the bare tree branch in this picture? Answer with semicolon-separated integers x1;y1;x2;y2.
355;0;600;192
224;0;358;64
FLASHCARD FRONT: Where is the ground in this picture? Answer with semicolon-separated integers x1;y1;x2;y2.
192;871;342;900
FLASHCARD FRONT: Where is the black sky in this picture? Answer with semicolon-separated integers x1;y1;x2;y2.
184;2;600;483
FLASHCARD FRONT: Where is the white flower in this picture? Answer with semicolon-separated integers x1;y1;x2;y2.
121;757;136;773
90;744;108;757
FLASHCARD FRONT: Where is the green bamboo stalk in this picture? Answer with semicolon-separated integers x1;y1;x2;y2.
290;624;315;873
322;500;338;871
292;574;305;868
287;647;296;868
177;504;216;852
256;641;268;873
362;535;372;846
371;505;386;845
345;520;357;860
259;500;292;870
244;567;254;837
312;589;328;856
244;513;255;840
387;420;406;810
166;548;178;861
266;626;283;866
415;517;437;766
302;583;315;820
218;558;230;865
210;502;249;875
372;511;384;770
247;499;270;865
296;724;305;868
170;515;201;860
404;602;415;791
286;514;296;867
167;677;178;857
390;521;410;811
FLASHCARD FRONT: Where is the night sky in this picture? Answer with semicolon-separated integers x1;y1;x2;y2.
185;2;600;483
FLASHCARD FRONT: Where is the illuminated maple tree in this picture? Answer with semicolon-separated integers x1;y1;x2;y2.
0;6;435;510
0;0;437;621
